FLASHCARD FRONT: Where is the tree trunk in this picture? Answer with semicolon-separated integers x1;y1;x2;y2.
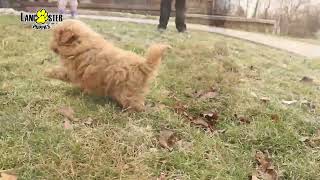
207;0;214;15
253;0;260;18
246;0;249;17
214;0;220;14
263;0;271;19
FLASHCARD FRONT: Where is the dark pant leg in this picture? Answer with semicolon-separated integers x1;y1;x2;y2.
158;0;172;29
175;0;187;32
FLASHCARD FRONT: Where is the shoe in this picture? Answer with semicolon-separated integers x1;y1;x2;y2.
157;27;166;33
71;15;78;19
71;11;78;19
177;28;187;33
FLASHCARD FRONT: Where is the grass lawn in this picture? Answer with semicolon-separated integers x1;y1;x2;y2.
0;15;320;179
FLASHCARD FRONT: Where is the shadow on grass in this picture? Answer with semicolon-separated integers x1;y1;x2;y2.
64;87;122;110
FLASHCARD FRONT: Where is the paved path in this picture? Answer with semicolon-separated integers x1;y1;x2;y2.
77;14;320;59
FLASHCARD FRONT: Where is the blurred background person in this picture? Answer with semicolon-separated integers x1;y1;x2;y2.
58;0;78;18
158;0;187;32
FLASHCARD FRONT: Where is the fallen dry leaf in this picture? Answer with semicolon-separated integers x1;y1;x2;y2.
146;102;156;108
58;106;79;121
260;97;270;103
173;102;194;120
184;88;196;97
200;111;219;129
299;136;309;142
304;130;320;148
250;92;258;98
239;116;251;124
159;130;179;151
192;90;205;98
281;100;297;105
173;102;188;115
254;151;278;180
234;114;250;124
255;151;272;172
199;91;218;100
201;111;219;121
300;100;310;106
171;95;217;132
263;169;278;180
217;129;227;133
157;104;168;111
63;119;73;130
0;173;17;180
176;140;193;151
300;100;316;113
83;117;94;126
157;172;166;180
183;111;193;120
192;118;210;128
300;76;313;83
308;137;320;148
192;118;215;132
192;87;218;100
270;114;280;123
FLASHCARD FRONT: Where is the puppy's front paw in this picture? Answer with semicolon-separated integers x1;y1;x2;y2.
44;68;55;78
44;67;69;82
131;104;146;112
134;106;146;112
122;104;146;113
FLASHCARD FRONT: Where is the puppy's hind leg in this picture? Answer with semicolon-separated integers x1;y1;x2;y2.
45;66;70;82
114;91;146;112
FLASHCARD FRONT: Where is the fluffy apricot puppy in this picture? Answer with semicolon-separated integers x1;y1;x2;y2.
46;20;170;111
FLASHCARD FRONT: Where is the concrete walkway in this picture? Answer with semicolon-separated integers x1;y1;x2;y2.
77;14;320;59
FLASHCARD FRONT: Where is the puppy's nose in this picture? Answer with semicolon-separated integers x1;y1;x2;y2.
53;48;58;53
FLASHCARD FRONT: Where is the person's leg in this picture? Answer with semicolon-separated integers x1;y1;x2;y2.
58;0;67;14
175;0;187;32
158;0;172;30
70;0;78;18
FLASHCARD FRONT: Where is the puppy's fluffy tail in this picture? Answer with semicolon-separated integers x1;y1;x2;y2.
139;44;171;75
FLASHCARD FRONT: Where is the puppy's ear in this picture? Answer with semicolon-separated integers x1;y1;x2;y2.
58;29;78;45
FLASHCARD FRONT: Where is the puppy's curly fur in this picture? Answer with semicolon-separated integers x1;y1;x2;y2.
46;20;170;111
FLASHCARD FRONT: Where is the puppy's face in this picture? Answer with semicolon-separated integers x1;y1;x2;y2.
50;26;79;56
